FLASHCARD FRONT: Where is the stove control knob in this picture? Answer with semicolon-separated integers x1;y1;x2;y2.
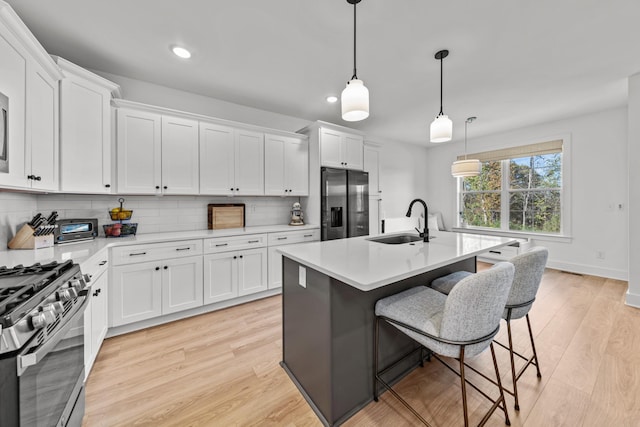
69;279;83;290
30;310;55;330
44;301;64;314
56;288;77;302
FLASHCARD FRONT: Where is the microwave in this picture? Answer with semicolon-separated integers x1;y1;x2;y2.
54;218;99;244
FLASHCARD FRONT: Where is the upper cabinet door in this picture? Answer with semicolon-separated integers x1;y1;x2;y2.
199;122;235;195
161;116;199;194
343;134;364;170
26;62;58;191
320;128;343;169
59;78;111;193
264;134;286;196
285;138;309;196
116;109;162;194
235;129;264;195
0;24;28;189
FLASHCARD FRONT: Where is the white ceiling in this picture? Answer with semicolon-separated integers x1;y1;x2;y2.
7;0;640;145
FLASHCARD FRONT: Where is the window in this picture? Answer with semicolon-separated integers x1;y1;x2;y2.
458;139;565;235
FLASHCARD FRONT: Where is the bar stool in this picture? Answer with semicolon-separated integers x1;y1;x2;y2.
374;262;515;426
430;247;548;410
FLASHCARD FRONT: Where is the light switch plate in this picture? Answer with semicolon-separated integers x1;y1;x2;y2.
299;266;306;288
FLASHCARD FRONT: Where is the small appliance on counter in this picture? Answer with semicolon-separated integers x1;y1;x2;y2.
8;211;58;249
54;218;98;244
289;202;304;226
103;198;138;237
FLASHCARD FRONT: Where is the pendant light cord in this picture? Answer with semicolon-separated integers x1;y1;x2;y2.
439;56;444;116
352;1;358;80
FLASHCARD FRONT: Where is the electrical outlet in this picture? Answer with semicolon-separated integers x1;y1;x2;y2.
251;204;257;213
596;251;605;260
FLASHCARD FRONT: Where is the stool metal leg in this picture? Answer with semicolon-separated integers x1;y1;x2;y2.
505;316;520;411
526;314;542;378
490;342;511;426
459;346;469;427
374;316;380;402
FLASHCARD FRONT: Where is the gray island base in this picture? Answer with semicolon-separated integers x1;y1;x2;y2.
277;231;515;426
281;255;476;426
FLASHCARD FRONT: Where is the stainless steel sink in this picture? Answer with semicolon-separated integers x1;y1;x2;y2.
367;234;423;244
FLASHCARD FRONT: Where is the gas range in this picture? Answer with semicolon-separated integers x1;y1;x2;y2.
0;260;90;355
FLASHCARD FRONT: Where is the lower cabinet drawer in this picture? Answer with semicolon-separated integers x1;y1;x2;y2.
204;234;267;254
111;240;203;266
268;229;320;246
481;245;519;261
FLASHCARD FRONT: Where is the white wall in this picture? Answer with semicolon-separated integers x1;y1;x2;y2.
627;74;640;306
425;107;628;280
0;191;38;248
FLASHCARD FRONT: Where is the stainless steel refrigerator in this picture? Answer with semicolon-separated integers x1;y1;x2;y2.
321;167;369;241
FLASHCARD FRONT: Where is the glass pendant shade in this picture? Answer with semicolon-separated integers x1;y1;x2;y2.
341;79;369;121
430;113;453;143
451;159;481;177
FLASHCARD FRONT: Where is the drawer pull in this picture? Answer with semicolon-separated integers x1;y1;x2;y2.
98;260;108;266
215;243;228;247
129;252;147;256
277;237;288;240
248;239;260;243
176;247;191;251
489;250;502;254
304;234;313;237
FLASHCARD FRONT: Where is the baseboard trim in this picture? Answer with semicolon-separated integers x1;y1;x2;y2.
626;290;640;308
545;260;628;281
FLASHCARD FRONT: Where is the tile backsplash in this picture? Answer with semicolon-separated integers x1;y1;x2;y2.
35;194;302;235
0;191;38;248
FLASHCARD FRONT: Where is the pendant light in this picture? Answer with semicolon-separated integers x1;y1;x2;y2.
341;0;369;122
430;49;452;142
451;116;481;177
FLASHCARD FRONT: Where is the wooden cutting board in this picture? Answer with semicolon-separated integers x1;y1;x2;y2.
208;204;245;229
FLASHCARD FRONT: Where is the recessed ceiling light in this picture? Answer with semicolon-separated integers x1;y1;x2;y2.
172;46;191;59
326;96;338;103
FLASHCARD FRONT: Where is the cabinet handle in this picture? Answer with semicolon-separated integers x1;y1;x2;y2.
304;234;313;237
93;290;99;297
164;186;168;190
176;247;191;251
156;186;160;189
236;188;239;191
230;188;234;191
155;267;160;271
239;255;243;259
99;260;108;266
277;237;287;240
233;256;237;259
27;175;34;180
130;252;147;256
35;176;42;181
248;240;260;243
105;184;111;188
215;243;228;247
164;266;168;270
489;250;502;254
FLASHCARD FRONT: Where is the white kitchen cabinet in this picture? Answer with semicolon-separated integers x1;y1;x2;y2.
56;57;119;193
0;10;62;191
364;143;382;234
200;122;264;196
204;247;267;303
110;240;204;326
117;110;198;195
111;260;162;326
161;255;203;314
25;60;58;191
237;248;268;296
267;229;320;289
82;255;109;379
116;108;162;194
320;128;364;170
161;115;199;194
264;134;308;196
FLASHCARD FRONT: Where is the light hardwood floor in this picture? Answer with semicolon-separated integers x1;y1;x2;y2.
83;265;640;426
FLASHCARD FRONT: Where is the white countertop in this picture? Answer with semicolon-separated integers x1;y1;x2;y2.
0;224;319;268
277;231;517;291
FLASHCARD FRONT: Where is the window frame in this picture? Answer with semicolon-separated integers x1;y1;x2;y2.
456;135;571;240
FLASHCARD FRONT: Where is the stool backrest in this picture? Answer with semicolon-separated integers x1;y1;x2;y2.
505;247;548;319
440;262;515;344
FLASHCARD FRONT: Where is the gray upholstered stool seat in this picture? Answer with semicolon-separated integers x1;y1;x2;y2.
374;262;515;426
430;270;472;295
428;246;549;412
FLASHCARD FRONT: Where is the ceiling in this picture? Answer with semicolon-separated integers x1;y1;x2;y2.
7;0;640;145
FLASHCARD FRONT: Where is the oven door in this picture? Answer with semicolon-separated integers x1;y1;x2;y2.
17;297;88;427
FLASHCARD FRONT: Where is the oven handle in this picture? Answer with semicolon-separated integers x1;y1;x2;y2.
17;295;90;376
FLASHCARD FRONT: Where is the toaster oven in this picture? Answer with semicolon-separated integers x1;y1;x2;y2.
54;218;99;244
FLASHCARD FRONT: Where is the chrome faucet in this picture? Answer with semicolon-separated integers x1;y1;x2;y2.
406;199;429;242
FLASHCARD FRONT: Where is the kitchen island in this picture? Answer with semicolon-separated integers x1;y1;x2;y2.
278;231;516;426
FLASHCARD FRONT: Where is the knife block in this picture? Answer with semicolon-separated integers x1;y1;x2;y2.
8;224;54;250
